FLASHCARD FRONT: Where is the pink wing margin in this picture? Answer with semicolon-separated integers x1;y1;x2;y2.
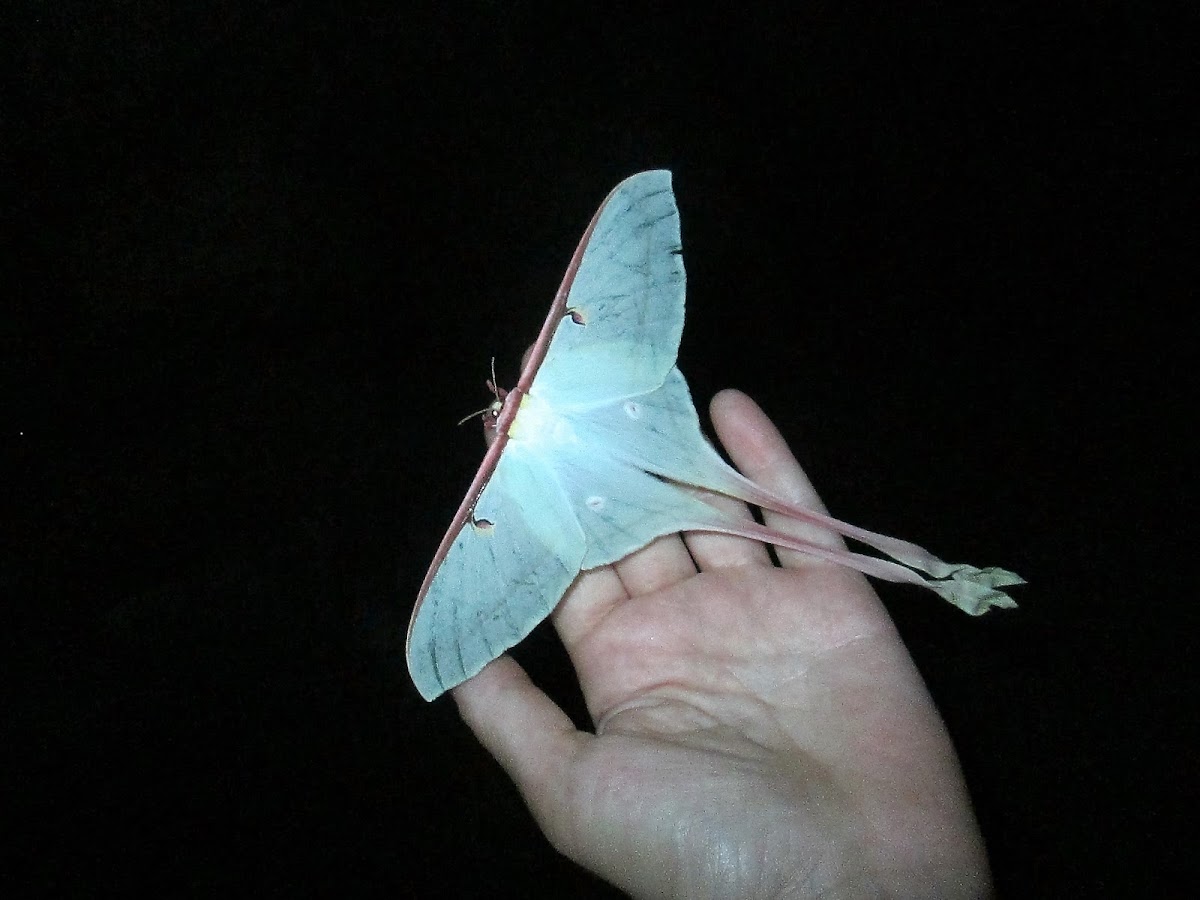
404;175;627;653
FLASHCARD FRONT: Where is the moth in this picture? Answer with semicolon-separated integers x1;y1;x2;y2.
407;170;1021;701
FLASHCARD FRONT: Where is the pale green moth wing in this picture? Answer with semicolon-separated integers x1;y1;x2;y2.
406;444;585;701
532;169;685;409
562;367;734;490
521;366;737;570
406;171;687;700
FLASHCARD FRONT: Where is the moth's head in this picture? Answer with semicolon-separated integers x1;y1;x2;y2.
481;378;521;448
481;395;505;447
456;377;511;447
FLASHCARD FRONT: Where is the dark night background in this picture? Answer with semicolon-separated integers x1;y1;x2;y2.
5;3;1190;897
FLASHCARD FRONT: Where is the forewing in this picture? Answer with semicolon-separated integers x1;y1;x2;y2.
532;170;686;409
406;446;586;701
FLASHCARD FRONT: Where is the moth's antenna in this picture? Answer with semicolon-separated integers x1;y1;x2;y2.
457;357;504;426
484;356;500;397
456;405;494;426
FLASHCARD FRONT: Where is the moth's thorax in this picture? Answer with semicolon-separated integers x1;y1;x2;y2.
507;389;576;448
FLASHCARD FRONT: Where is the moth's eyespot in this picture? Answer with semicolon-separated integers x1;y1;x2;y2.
567;308;587;326
585;496;605;511
623;401;641;419
471;517;495;533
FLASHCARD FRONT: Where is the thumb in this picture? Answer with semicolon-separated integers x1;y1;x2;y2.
451;656;585;833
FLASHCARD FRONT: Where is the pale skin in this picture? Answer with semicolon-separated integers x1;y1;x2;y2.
453;389;993;899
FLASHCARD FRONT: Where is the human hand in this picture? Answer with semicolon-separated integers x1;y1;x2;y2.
453;389;992;899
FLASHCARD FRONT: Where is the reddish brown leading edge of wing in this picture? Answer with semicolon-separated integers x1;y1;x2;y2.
404;177;624;652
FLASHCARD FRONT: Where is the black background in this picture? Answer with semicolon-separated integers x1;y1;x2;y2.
6;3;1190;897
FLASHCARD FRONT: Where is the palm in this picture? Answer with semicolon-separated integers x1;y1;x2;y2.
454;390;991;899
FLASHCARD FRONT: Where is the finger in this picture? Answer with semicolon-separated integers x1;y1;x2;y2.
612;530;697;593
709;389;847;569
552;528;695;651
683;487;773;569
551;563;628;648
